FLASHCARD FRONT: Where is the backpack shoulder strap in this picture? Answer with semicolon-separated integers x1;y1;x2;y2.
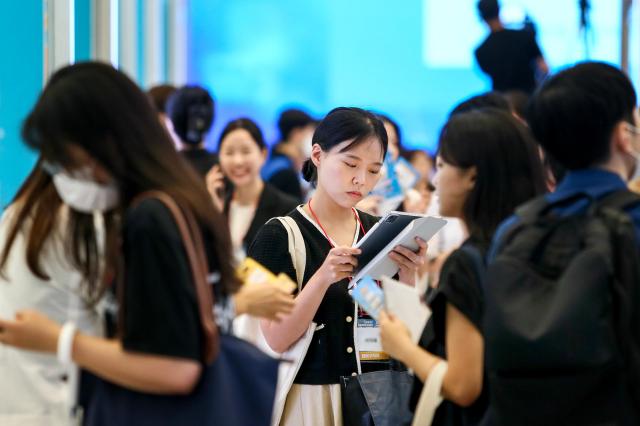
131;191;219;364
515;192;597;223
514;195;552;222
270;216;306;291
592;189;640;412
597;189;640;211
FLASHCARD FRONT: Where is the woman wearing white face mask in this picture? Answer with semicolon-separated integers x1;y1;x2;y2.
0;63;295;426
0;163;116;425
206;118;298;261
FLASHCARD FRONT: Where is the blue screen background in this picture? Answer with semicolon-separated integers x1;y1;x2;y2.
188;0;634;154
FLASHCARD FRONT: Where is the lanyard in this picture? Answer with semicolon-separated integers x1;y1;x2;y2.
307;198;366;247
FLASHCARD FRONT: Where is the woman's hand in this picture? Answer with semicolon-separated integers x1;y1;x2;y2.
205;165;226;212
389;237;428;286
0;310;62;353
234;280;295;321
379;311;414;363
312;246;361;288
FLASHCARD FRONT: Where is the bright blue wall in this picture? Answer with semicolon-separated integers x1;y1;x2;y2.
75;0;92;62
0;2;43;207
188;0;627;154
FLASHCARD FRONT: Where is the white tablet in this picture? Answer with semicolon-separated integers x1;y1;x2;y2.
352;214;447;285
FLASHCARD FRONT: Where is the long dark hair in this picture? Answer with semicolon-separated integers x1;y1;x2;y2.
21;62;238;295
0;161;117;305
438;108;546;243
302;107;388;185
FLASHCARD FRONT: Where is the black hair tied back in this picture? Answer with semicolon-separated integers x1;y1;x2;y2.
300;107;388;187
301;158;317;183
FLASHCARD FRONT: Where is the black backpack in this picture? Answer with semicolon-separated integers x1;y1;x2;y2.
484;190;640;426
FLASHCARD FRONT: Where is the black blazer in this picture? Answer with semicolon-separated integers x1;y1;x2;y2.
224;183;299;250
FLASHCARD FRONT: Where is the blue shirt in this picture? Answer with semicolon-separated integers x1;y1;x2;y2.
489;168;640;260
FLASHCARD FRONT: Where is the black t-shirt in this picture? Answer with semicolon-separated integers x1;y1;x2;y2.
411;238;489;426
474;29;543;94
247;207;380;384
181;148;218;177
120;198;223;361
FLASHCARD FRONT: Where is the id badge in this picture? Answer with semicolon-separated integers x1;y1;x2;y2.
357;317;389;361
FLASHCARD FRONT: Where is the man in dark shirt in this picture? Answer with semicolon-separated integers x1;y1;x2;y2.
474;0;548;94
262;109;316;202
488;61;640;425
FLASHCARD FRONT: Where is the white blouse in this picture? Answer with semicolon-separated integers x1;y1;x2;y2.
228;201;256;262
0;204;105;426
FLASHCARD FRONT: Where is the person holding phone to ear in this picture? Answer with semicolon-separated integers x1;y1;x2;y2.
206;118;298;261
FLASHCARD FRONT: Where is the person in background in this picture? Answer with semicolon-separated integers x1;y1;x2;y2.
148;84;176;120
403;149;435;214
0;64;294;423
503;90;529;121
166;85;218;177
147;84;181;150
262;108;317;202
475;0;548;94
407;149;434;185
486;61;640;426
449;91;510;117
206;118;298;261
378;114;409;161
380;108;547;426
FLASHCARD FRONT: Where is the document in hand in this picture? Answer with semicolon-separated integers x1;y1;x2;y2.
351;212;447;285
382;276;431;344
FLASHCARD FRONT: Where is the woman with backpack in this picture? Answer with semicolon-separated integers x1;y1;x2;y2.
379;108;547;426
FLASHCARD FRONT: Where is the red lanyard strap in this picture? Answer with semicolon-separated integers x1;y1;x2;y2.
308;198;366;247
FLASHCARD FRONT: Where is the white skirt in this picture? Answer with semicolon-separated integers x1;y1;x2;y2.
280;384;342;426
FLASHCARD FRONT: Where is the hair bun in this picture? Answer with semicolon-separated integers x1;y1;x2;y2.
301;158;317;183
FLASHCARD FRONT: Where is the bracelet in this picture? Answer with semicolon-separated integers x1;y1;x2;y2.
57;322;77;365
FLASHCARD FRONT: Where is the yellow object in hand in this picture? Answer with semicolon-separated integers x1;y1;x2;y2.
237;258;296;294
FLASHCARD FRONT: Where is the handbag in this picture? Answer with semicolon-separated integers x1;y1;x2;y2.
340;365;414;426
340;359;447;426
83;191;279;426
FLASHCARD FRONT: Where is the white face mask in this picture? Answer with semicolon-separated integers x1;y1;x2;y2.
52;172;120;213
